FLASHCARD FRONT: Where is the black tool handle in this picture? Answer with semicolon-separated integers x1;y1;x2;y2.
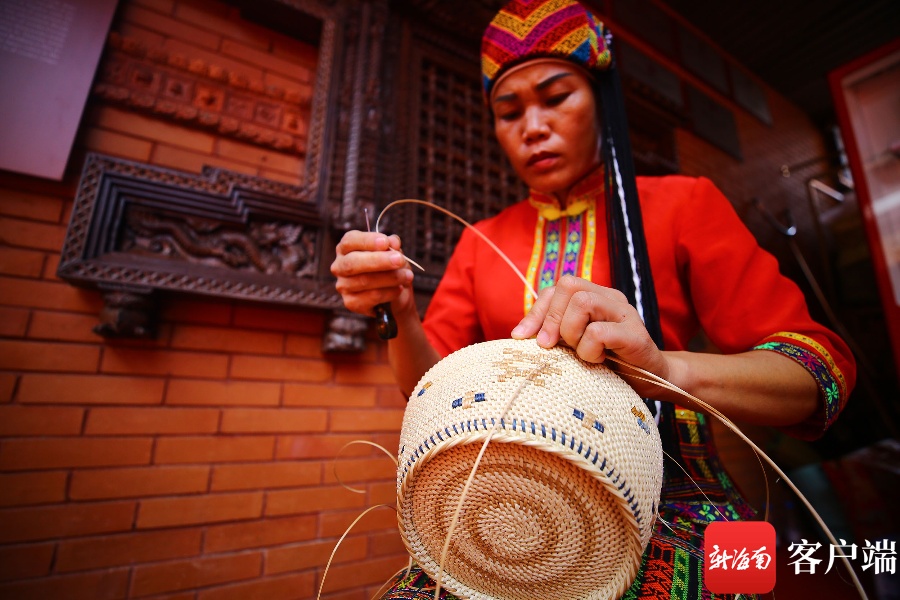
374;302;398;340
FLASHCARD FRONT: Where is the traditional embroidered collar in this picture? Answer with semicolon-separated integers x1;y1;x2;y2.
528;166;604;221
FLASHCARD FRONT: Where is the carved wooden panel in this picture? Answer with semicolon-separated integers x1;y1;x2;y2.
58;153;339;336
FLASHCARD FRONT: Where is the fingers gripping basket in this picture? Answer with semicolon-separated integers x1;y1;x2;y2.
397;338;663;600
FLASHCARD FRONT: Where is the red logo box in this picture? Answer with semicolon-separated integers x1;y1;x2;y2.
704;521;777;594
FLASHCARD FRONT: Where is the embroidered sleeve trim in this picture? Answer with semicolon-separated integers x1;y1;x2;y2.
753;331;846;431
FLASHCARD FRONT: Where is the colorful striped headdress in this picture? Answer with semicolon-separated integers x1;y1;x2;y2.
481;0;612;99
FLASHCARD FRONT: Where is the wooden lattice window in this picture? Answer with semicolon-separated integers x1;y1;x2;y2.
395;41;527;290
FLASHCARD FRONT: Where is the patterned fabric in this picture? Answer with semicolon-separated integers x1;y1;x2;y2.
481;0;611;98
523;167;601;313
753;331;847;437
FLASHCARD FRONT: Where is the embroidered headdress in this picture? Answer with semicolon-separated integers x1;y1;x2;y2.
481;0;611;100
481;0;665;360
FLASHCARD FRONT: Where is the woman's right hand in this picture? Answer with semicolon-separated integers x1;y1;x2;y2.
330;231;415;318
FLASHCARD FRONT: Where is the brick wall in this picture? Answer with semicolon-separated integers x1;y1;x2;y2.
0;0;848;598
0;0;410;598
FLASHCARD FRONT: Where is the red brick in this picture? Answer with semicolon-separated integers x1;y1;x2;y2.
55;529;202;572
216;138;304;176
320;555;409;594
377;385;410;407
161;298;232;326
92;106;216;153
0;501;136;543
264;536;367;574
0;471;67;507
329;409;405;432
17;373;165;405
230;355;332;382
85;407;219;435
170;324;283;354
0;306;29;336
130;552;262;597
283;383;376;407
258;168;302;186
152;144;254;176
42;251;60;280
284;333;324;359
211;461;319;492
154;435;275;464
0;405;84;436
27;311;99;342
319;505;399;539
0;339;100;372
0;569;129;600
69;465;210;500
369;480;398;506
232;305;325;334
137;491;263;528
334;362;397;385
276;434;395;460
0;246;45;277
124;4;221;48
0;437;152;470
0;276;103;312
174;1;270;50
219;408;327;433
270;35;318;69
219;39;306;81
205;514;316;553
0;373;16;402
0;189;64;221
265;486;365;517
324;457;397;486
166;379;281;406
323;340;379;363
196;573;315;600
101;347;228;378
0;217;66;251
0;543;54;581
370;530;407;557
83;127;154;162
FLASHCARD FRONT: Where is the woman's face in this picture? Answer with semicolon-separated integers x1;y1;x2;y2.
491;60;601;201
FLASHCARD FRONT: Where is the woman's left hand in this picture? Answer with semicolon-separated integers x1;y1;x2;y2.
511;275;672;394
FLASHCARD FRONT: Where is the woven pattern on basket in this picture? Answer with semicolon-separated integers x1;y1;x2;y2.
397;338;663;600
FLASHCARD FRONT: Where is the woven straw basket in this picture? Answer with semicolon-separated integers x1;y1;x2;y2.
397;338;663;600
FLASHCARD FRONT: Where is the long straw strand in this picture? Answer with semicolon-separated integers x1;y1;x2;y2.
316;504;398;600
333;440;398;494
661;448;729;522
376;199;538;300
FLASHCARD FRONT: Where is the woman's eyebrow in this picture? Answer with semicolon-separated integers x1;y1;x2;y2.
536;71;572;90
492;71;574;105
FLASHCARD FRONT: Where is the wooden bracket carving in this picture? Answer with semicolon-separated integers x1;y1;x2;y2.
95;287;157;339
322;310;371;353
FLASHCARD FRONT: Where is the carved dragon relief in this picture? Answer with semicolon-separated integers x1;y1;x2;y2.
123;208;318;278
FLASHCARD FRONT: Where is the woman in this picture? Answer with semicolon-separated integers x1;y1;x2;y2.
331;0;855;597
